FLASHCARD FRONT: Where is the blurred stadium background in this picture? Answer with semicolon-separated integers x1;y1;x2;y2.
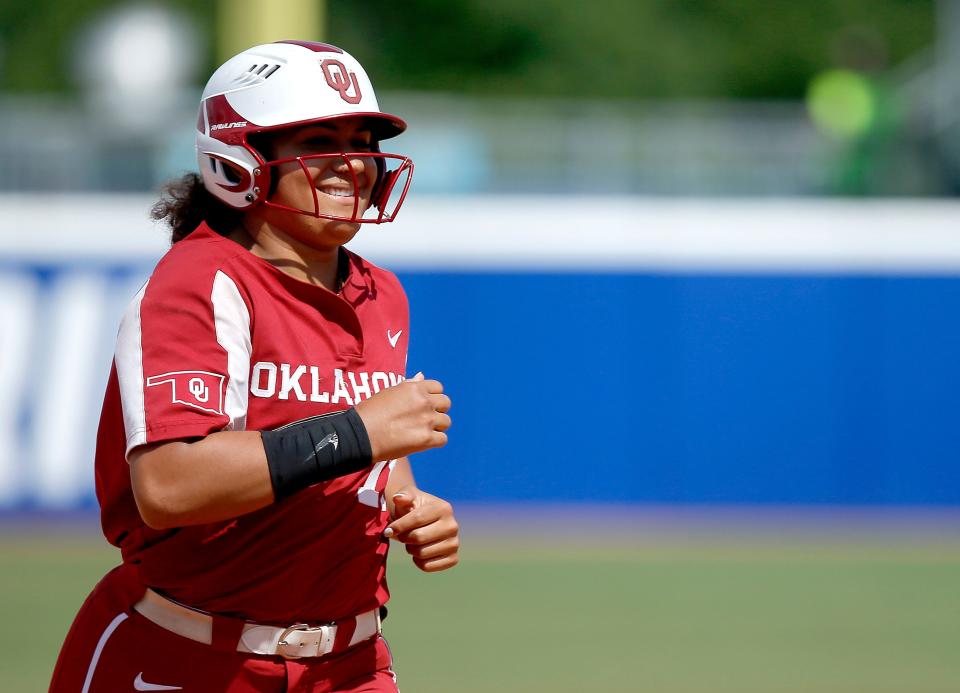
2;1;960;691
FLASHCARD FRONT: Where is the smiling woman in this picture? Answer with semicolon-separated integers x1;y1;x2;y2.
234;120;386;266
49;41;457;693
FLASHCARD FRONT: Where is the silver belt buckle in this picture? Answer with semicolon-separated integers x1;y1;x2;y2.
277;622;331;660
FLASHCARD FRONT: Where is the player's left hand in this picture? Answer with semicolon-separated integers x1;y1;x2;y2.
384;486;460;572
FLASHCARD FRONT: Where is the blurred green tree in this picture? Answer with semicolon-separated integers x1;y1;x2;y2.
0;0;215;94
328;0;933;98
0;0;934;99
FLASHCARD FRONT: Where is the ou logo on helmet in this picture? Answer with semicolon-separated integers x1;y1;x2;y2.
321;59;362;105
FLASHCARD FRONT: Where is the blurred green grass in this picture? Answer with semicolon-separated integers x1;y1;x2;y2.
2;532;959;692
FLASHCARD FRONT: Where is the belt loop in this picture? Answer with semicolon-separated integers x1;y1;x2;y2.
333;617;357;650
211;614;247;652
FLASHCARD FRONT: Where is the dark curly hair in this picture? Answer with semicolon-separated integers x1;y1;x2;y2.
150;173;244;244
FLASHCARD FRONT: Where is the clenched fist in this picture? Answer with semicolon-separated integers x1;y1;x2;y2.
354;373;451;462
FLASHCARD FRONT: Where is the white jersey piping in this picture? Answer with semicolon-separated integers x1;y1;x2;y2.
115;281;148;457
81;612;128;693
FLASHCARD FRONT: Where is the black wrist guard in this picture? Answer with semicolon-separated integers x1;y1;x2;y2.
261;408;373;501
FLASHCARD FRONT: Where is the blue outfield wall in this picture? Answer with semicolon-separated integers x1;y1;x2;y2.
399;272;960;505
1;266;959;509
3;195;960;509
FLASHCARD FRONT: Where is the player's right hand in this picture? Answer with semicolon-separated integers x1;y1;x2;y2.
354;372;451;461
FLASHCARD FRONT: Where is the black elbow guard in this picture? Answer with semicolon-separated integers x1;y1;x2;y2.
261;408;373;501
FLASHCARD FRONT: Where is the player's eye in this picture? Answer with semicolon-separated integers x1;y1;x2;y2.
303;137;334;148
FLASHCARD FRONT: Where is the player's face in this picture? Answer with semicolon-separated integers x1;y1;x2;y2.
259;119;378;248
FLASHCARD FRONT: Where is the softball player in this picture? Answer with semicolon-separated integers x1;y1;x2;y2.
50;40;459;692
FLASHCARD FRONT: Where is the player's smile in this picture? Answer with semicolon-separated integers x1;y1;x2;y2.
314;171;372;206
316;185;355;199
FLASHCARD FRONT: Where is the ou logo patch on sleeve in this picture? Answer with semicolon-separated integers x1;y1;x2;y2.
146;371;225;415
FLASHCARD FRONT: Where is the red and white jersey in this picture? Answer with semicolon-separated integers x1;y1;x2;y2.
95;223;410;623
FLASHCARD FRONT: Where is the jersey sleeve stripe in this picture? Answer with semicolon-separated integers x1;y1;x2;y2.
212;270;252;431
115;281;149;457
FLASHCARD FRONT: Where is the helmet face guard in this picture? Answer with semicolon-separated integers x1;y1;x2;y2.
250;151;414;224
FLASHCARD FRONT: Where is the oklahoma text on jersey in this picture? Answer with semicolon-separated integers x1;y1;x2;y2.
250;364;404;405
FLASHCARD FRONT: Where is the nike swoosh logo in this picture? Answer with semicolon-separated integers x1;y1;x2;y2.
134;673;183;691
387;329;403;348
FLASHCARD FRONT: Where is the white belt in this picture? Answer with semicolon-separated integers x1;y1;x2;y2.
133;588;381;659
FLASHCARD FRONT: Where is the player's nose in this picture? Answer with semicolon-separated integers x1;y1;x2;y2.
331;154;374;188
331;153;366;173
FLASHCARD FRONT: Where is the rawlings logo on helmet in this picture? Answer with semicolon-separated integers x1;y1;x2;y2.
320;59;362;105
211;121;247;131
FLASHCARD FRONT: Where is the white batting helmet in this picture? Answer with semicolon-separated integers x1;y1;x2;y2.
196;40;413;223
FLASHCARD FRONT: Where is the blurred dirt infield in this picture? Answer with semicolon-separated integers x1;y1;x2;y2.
7;502;960;548
455;502;960;537
2;505;959;692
